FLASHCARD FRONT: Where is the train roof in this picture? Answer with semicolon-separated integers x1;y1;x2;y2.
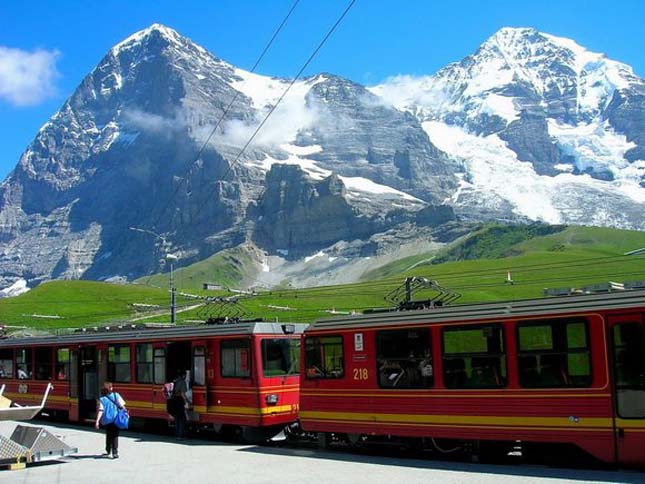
306;289;645;331
0;321;309;347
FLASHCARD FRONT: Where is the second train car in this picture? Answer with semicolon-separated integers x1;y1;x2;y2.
300;289;645;468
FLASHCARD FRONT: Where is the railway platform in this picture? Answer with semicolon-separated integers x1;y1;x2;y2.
0;420;643;483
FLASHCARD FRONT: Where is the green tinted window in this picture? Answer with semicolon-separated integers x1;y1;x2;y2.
519;325;553;351
567;322;587;349
517;318;591;388
443;328;489;354
108;345;131;383
442;325;506;389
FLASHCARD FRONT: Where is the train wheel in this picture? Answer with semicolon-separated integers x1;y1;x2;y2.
478;440;514;463
241;425;284;444
318;432;333;450
346;433;365;448
219;424;242;442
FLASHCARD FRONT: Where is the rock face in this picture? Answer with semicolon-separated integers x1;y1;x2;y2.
253;166;368;254
0;24;643;289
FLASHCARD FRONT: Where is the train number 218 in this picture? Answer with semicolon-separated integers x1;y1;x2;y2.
353;368;369;380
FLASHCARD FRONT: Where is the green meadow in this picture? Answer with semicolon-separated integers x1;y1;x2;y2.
1;225;643;330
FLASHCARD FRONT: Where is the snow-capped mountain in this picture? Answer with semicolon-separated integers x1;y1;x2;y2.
0;24;643;290
0;24;453;289
371;27;644;225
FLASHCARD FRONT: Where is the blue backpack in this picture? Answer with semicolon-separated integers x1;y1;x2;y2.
100;393;120;425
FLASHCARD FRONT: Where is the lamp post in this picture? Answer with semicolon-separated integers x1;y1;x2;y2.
166;254;178;324
129;227;177;324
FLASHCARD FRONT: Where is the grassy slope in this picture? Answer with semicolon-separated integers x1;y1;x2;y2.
0;281;184;329
2;225;644;329
134;246;257;293
164;225;645;325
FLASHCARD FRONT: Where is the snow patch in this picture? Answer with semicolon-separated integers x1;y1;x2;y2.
281;144;323;156
340;176;424;204
478;94;518;123
261;256;270;273
250;153;330;180
0;279;30;298
548;119;637;178
425;120;645;220
304;251;327;263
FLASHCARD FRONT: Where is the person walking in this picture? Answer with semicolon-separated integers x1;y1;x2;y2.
95;381;126;458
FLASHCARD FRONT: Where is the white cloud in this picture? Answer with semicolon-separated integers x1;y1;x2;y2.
123;108;185;137
211;93;321;149
0;46;60;106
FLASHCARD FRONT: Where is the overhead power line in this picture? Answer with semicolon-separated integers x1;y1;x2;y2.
189;0;357;222
142;0;303;238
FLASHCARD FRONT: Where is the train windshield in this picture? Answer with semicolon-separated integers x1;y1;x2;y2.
261;338;300;377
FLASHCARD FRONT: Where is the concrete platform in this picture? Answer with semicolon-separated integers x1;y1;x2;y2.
0;420;643;483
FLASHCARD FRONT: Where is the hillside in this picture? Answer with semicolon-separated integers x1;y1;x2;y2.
0;281;193;329
2;225;643;330
135;245;260;292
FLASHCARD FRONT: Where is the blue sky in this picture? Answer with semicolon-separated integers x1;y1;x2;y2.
0;0;643;180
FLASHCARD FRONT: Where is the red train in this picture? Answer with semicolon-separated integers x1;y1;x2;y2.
0;321;305;442
300;289;645;467
0;289;643;467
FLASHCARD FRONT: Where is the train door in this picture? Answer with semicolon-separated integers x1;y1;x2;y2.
609;313;645;467
166;341;191;385
191;341;207;415
69;348;79;421
151;343;167;411
78;346;99;420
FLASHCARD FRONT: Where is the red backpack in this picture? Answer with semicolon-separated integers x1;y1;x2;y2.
162;382;174;400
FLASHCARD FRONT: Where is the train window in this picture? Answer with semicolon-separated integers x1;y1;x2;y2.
35;347;53;380
136;344;153;383
517;318;591;388
153;348;166;384
376;328;433;389
442;325;506;389
56;348;69;380
193;346;205;385
221;339;251;378
612;322;645;418
16;348;32;379
305;336;344;379
0;349;13;379
108;345;131;383
262;339;300;377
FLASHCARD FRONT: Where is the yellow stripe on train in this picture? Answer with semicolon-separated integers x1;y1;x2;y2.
299;411;613;429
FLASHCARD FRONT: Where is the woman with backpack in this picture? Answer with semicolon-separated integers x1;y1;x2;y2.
95;381;127;458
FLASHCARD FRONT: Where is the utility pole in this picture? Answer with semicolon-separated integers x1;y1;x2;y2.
167;254;178;324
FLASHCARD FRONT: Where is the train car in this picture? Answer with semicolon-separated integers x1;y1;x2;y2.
0;321;306;441
299;290;645;467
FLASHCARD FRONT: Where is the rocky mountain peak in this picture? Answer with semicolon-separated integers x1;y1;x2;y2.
111;23;198;57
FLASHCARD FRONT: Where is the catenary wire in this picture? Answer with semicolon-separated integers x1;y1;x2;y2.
187;0;357;225
145;0;302;234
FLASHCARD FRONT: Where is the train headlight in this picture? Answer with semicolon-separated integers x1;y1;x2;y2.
266;394;279;405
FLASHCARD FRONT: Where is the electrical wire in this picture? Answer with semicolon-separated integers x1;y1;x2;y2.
146;0;302;234
187;0;357;224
